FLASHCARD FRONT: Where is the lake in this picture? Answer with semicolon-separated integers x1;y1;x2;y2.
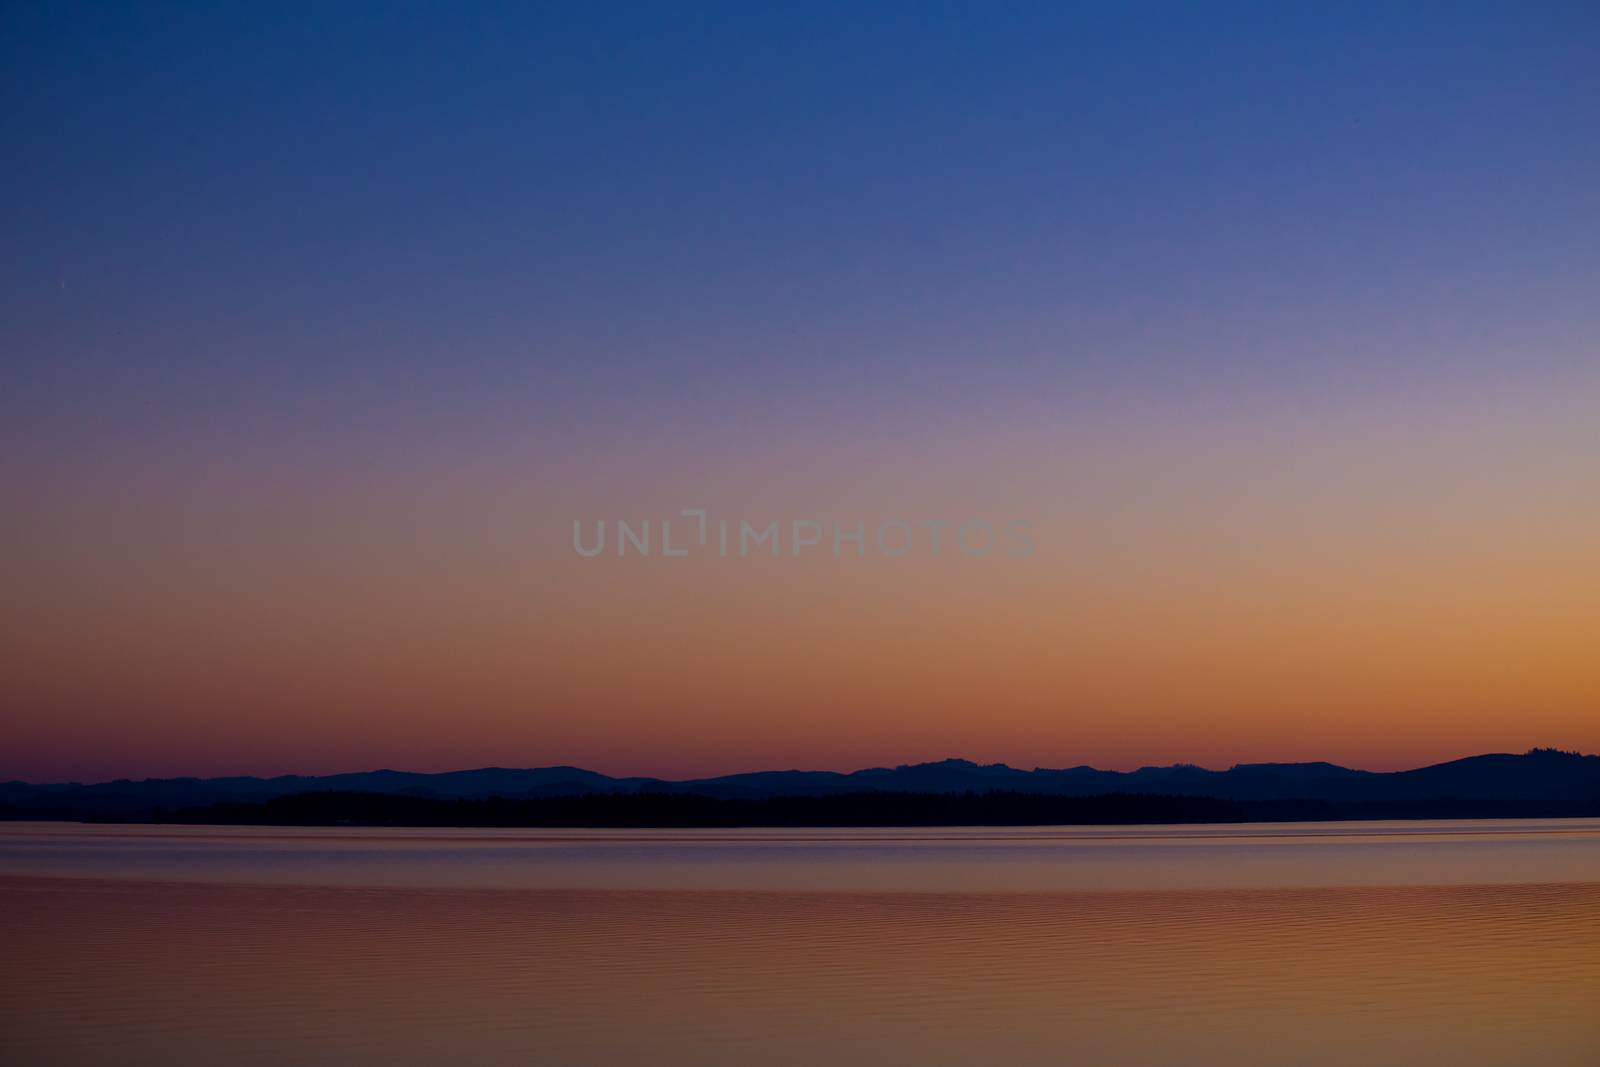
3;820;1598;1065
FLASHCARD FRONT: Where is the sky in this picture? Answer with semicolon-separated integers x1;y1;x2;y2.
3;2;1598;782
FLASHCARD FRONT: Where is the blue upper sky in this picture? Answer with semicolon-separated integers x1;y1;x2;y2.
4;2;1597;446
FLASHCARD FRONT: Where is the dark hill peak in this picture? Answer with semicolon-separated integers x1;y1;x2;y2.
1229;762;1366;777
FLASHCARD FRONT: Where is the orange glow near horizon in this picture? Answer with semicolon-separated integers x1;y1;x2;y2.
4;379;1597;783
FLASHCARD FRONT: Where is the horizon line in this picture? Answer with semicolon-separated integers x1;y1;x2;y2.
11;746;1593;789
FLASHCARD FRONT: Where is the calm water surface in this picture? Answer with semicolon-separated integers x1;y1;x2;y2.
3;820;1598;1065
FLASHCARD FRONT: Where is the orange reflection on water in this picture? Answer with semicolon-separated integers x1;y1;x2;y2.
4;875;1597;1066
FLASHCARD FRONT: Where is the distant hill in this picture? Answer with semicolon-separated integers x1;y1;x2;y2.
3;748;1597;825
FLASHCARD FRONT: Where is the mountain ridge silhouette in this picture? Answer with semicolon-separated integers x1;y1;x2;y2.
4;748;1597;824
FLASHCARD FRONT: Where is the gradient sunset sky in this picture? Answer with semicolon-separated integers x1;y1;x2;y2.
4;3;1598;782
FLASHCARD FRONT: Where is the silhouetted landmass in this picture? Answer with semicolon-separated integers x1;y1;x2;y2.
166;790;1343;827
3;748;1596;826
